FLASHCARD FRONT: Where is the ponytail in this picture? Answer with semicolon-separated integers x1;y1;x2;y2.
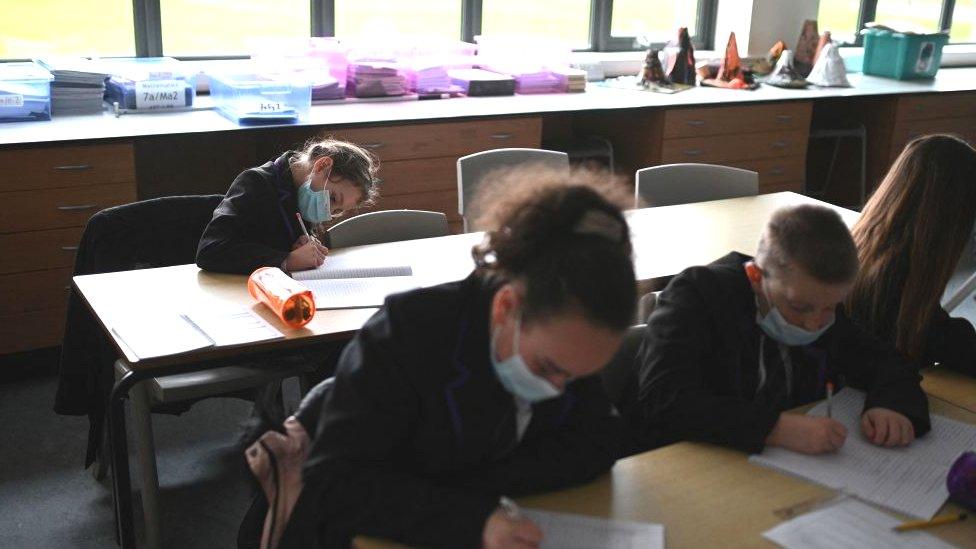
471;166;636;330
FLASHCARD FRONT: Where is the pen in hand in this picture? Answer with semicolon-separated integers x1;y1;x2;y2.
295;212;321;246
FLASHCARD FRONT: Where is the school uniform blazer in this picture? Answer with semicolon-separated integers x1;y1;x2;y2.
285;273;622;548
628;252;931;454
922;308;976;376
196;152;309;274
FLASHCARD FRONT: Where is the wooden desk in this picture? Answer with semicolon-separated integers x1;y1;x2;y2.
923;367;976;413
76;191;855;547
516;398;976;548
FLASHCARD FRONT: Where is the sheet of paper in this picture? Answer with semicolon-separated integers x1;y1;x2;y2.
304;276;420;309
521;509;664;549
111;315;213;360
291;254;413;281
750;389;976;519
763;498;955;549
182;308;284;347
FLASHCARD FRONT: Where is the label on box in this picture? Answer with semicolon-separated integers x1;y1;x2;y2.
249;100;289;114
0;94;24;108
135;79;185;109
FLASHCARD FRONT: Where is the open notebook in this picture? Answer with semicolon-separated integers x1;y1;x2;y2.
291;255;419;309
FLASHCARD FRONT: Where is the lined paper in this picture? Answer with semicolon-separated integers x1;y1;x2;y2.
182;309;283;346
522;509;664;549
763;498;955;549
750;389;976;519
112;315;213;360
304;276;420;309
291;254;412;281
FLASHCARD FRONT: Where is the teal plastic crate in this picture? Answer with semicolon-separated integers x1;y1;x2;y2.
862;29;949;80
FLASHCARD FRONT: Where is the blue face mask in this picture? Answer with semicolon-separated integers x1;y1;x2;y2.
756;286;834;346
296;179;332;224
490;314;562;403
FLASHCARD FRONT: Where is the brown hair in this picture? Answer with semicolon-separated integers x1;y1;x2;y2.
470;165;636;331
289;137;380;209
756;204;859;283
848;134;976;359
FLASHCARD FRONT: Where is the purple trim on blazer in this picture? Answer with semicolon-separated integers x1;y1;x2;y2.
557;387;576;425
445;318;471;449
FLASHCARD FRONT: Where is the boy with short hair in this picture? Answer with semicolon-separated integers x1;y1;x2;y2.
629;204;930;454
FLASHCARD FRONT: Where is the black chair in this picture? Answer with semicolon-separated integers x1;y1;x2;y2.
57;195;314;549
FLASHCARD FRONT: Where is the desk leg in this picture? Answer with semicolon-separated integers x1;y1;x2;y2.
109;368;141;548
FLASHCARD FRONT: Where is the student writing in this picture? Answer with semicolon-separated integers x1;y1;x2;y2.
625;205;931;455
240;166;638;549
848;134;976;377
196;138;379;275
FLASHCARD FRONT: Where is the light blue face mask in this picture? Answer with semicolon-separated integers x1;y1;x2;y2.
490;314;562;403
756;285;834;346
296;178;332;224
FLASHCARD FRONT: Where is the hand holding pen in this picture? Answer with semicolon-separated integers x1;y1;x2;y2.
286;213;329;271
482;497;543;549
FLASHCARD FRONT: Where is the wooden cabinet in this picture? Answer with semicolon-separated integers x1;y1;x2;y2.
0;142;136;354
659;102;812;193
331;116;542;232
888;92;976;162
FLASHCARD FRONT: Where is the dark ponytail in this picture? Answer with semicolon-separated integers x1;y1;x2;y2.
471;165;636;330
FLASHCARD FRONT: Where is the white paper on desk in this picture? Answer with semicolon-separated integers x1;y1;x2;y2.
111;315;213;360
291;255;412;281
763;498;954;549
181;309;284;347
750;389;976;519
521;509;664;549
304;276;420;309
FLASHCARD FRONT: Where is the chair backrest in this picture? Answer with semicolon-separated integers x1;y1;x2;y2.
327;209;450;248
456;148;569;231
76;194;224;275
636;291;659;324
635;163;758;208
600;324;647;408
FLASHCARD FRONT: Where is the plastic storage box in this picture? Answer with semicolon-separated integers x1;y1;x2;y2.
0;62;53;122
208;71;311;125
103;57;196;110
862;29;949;80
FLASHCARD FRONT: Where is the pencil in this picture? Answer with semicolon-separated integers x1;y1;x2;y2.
894;512;966;532
295;212;312;240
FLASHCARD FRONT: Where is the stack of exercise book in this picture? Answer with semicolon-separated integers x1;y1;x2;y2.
36;57;109;115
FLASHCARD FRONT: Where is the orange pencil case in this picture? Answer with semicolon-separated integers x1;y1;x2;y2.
247;267;316;328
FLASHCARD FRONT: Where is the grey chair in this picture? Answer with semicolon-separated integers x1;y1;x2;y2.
456;148;570;231
327;209;450;248
635;163;759;208
600;324;647;408
636;291;659;324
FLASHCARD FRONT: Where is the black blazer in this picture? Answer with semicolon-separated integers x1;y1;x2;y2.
625;252;931;454
196;152;312;275
922;307;976;376
284;273;622;548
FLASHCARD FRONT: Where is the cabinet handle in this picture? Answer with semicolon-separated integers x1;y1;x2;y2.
775;115;794;122
771;140;789;149
53;164;93;171
769;167;785;175
685;120;706;127
61;246;79;251
362;142;385;150
57;204;96;211
490;133;512;140
682;149;704;156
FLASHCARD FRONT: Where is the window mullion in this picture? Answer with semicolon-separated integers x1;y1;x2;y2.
855;0;879;45
132;0;163;56
462;0;482;42
312;0;334;36
939;0;956;33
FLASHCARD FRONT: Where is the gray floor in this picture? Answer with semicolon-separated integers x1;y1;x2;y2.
0;377;257;548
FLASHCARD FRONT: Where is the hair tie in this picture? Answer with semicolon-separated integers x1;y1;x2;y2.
574;209;626;243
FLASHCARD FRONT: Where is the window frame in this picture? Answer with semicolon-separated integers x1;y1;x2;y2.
839;0;967;46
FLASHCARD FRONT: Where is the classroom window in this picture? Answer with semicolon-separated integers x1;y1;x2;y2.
0;0;136;59
817;0;862;43
950;0;975;43
334;0;461;43
610;0;699;44
874;0;943;33
480;0;592;49
160;0;311;57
